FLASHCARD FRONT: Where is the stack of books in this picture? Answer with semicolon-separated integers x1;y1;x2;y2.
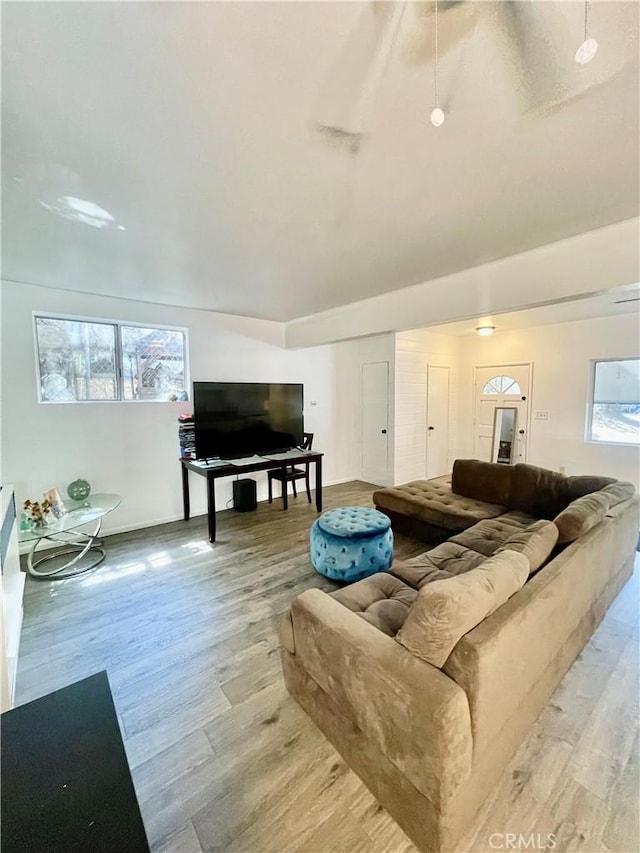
178;414;196;459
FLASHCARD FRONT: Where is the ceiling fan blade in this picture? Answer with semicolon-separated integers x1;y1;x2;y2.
492;2;570;114
494;2;639;117
313;1;407;146
399;1;476;65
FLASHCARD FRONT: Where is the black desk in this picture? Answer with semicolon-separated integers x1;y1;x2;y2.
181;451;323;542
1;671;150;853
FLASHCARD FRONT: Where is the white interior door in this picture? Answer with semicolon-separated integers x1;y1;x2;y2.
473;364;531;463
361;361;389;485
426;365;450;479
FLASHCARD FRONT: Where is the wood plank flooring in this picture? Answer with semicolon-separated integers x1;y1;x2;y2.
15;481;639;853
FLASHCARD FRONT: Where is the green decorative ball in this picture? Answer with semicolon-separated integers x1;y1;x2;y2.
67;478;91;501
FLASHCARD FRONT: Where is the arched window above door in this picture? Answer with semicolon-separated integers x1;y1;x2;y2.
482;375;522;395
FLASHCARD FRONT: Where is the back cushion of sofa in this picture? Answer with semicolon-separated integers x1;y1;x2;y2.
451;459;512;507
396;550;529;668
553;491;611;544
510;464;570;518
495;520;559;574
600;481;636;509
565;474;617;501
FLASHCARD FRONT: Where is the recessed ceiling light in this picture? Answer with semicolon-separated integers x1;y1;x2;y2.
476;325;496;337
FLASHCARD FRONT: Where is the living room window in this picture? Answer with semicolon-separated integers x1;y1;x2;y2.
34;314;189;403
587;358;640;445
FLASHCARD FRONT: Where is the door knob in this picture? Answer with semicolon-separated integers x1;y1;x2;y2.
381;429;387;434
519;429;525;434
428;426;435;431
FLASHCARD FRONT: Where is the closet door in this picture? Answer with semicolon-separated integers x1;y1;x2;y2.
361;361;390;485
426;365;450;479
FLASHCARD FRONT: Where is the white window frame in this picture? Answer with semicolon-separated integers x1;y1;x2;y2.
33;311;190;404
585;356;640;446
481;375;522;396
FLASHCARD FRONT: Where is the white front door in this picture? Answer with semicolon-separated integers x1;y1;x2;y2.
426;365;450;479
473;364;532;463
361;361;390;485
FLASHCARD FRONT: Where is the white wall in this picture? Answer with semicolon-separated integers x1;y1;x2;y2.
0;281;361;537
394;329;461;484
457;314;640;486
285;218;640;347
0;285;4;486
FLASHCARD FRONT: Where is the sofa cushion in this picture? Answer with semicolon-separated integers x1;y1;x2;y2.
553;491;611;544
451;459;513;507
396;551;530;668
373;480;505;532
330;573;417;637
449;517;531;557
565;474;617;501
495;510;540;529
510;464;570;518
391;543;486;589
600;481;636;509
495;520;559;574
423;541;488;576
390;557;456;590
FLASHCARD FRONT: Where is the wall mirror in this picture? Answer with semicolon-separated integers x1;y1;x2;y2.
492;407;517;465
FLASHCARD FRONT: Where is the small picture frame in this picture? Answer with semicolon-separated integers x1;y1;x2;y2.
43;487;67;519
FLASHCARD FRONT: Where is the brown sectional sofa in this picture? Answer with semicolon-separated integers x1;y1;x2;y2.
371;458;624;542
280;460;638;852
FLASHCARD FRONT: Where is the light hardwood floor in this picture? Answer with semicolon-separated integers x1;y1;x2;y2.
15;481;639;853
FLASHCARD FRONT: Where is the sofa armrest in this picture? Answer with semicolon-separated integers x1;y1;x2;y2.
287;588;473;806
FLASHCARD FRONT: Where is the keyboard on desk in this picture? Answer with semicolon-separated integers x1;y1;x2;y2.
227;454;266;467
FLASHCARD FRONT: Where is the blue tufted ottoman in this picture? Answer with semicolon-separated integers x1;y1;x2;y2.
310;506;394;582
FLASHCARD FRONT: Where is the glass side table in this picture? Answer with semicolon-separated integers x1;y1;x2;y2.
18;494;122;579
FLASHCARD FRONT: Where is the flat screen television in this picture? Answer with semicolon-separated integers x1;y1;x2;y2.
193;382;304;459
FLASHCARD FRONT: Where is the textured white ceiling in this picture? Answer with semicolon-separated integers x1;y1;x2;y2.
2;1;639;322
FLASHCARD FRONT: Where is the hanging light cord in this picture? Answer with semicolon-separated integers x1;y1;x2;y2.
583;0;589;41
574;0;597;65
434;0;439;107
429;0;445;125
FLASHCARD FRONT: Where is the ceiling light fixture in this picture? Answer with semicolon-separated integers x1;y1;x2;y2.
575;0;598;65
430;0;445;127
476;325;496;337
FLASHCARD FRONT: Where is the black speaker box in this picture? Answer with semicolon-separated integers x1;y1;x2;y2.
233;478;257;512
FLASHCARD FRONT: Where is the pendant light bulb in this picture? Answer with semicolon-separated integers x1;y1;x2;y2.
430;107;445;127
575;37;598;65
575;2;598;65
429;0;445;128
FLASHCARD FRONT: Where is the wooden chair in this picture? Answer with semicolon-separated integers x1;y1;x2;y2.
268;433;314;506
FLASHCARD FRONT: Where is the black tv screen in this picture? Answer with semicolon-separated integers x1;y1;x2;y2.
193;382;304;459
